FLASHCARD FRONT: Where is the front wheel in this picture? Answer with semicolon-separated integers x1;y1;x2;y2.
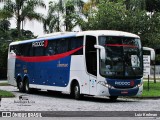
109;96;118;101
72;82;83;100
17;79;24;92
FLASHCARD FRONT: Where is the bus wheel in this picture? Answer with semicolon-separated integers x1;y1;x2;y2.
109;96;118;101
24;78;31;94
73;82;82;100
17;79;24;92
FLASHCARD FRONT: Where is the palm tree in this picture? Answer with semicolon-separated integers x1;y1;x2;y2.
43;1;62;33
0;0;46;38
63;0;84;31
43;0;84;33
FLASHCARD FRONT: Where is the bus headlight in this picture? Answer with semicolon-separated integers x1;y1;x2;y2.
98;81;112;88
137;82;143;88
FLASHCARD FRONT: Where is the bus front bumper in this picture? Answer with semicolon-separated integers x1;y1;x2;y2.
97;81;143;96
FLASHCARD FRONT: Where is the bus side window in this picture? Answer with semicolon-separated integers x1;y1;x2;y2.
21;44;31;56
56;39;68;54
69;36;83;55
45;40;56;56
34;46;44;56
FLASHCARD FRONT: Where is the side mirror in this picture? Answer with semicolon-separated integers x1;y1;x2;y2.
94;45;106;62
143;47;155;61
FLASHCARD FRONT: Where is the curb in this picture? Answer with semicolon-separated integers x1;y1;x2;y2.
0;80;7;83
126;96;160;100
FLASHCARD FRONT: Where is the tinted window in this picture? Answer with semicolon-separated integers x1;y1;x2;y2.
46;40;57;56
69;36;83;55
57;39;68;54
34;46;44;56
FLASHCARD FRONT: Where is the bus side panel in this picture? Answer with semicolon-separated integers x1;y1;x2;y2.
96;76;110;96
24;56;72;87
70;55;90;94
45;56;71;87
15;59;26;81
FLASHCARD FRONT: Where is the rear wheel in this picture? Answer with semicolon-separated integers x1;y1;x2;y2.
109;96;118;101
24;78;32;93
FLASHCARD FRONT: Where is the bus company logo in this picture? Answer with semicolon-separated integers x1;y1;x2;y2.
32;40;48;47
115;81;130;86
130;80;135;87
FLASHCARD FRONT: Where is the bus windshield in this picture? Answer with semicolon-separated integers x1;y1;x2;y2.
99;36;143;79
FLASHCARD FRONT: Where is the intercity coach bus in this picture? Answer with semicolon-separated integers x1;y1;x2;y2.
7;30;155;101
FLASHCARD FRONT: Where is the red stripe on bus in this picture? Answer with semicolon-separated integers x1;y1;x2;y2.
105;44;137;48
16;46;83;62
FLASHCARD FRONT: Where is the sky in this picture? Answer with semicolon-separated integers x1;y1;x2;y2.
9;0;88;37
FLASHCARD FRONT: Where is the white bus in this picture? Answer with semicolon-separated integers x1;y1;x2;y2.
7;30;155;101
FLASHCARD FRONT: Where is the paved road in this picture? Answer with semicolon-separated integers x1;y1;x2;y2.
0;86;160;118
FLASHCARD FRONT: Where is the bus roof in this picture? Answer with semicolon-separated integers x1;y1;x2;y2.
10;30;139;46
77;30;139;38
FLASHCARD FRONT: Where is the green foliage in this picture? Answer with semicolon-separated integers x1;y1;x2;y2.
9;29;36;41
0;90;15;98
146;0;160;12
142;81;160;97
81;0;160;49
0;42;8;68
0;28;36;73
0;0;45;38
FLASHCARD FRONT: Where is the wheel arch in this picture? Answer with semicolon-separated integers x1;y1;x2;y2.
16;75;22;86
23;75;29;83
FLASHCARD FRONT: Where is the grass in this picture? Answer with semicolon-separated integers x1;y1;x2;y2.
142;81;160;97
0;82;15;98
0;90;15;98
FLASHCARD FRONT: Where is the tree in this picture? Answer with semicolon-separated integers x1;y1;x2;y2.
81;0;126;30
43;1;62;33
0;0;46;38
43;0;84;33
0;19;10;32
146;0;160;12
80;0;160;48
125;0;146;11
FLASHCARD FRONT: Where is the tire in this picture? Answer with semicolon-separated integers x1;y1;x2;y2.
109;96;118;101
73;82;82;100
24;78;31;94
17;79;25;92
